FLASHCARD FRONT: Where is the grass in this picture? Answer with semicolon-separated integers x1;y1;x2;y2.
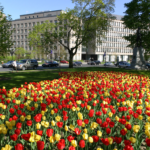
0;67;150;90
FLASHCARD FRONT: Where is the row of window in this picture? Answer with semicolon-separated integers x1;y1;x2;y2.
25;15;38;19
100;42;129;48
13;41;29;45
96;48;132;53
11;35;28;39
109;27;135;33
12;26;67;34
11;20;58;28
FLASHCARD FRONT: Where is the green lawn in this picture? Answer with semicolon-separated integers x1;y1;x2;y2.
0;67;150;90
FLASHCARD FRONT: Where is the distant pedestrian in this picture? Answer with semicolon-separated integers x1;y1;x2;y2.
12;60;17;72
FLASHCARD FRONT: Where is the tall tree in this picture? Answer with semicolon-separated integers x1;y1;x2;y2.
28;0;115;68
28;21;56;58
0;4;14;57
122;0;150;55
15;47;26;60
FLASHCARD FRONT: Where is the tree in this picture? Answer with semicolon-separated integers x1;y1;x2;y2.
0;4;14;57
122;0;150;54
28;21;56;59
28;0;115;68
15;47;26;60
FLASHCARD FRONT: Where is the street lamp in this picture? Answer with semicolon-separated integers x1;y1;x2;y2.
10;49;15;61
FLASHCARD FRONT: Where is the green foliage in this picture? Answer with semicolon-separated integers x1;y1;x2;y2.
122;0;150;53
15;47;26;61
0;4;14;57
28;0;115;68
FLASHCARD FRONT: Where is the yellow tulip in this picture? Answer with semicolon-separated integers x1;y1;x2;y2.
51;120;56;126
82;133;88;140
51;110;55;115
71;140;77;147
34;134;41;142
36;123;41;129
97;131;102;137
55;116;61;122
49;136;55;143
54;134;61;141
64;125;68;131
20;115;25;122
26;115;31;120
88;137;93;143
129;137;136;144
133;125;140;133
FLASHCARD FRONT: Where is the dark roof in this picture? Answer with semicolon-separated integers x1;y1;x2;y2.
112;14;124;20
20;10;62;16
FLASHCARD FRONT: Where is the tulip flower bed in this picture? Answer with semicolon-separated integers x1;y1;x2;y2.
1;71;150;150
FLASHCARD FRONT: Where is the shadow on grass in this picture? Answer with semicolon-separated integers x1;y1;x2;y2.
0;71;60;90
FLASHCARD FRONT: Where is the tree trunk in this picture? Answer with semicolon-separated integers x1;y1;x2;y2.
69;53;74;68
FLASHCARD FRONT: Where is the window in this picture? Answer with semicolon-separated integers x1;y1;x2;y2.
17;30;20;34
14;30;16;34
25;35;27;39
25;23;27;27
41;21;43;24
25;17;27;19
33;16;34;18
21;24;23;28
29;23;31;27
17;35;20;39
21;41;24;45
18;41;20;45
17;24;20;28
37;15;38;18
21;29;23;33
33;22;35;26
55;20;57;24
29;16;30;18
28;29;31;33
14;24;16;28
55;27;57;31
21;35;23;39
14;36;16;39
25;29;27;33
50;20;53;23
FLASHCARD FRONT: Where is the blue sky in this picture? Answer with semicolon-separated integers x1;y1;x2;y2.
1;0;131;20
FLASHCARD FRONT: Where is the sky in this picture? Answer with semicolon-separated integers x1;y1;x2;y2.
0;0;132;20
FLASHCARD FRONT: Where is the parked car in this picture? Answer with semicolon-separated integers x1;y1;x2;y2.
49;61;59;67
17;59;38;70
104;62;114;66
2;61;13;68
146;63;150;69
115;61;127;66
87;61;96;65
42;61;51;67
93;60;101;65
118;61;130;68
73;61;82;66
60;60;69;63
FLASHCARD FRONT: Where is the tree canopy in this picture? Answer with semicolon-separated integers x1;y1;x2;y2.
122;0;150;54
0;4;14;57
28;0;115;68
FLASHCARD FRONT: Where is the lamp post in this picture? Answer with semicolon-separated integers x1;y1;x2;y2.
10;49;15;61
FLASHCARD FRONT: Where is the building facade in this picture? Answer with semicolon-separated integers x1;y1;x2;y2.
10;11;133;61
82;15;135;62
